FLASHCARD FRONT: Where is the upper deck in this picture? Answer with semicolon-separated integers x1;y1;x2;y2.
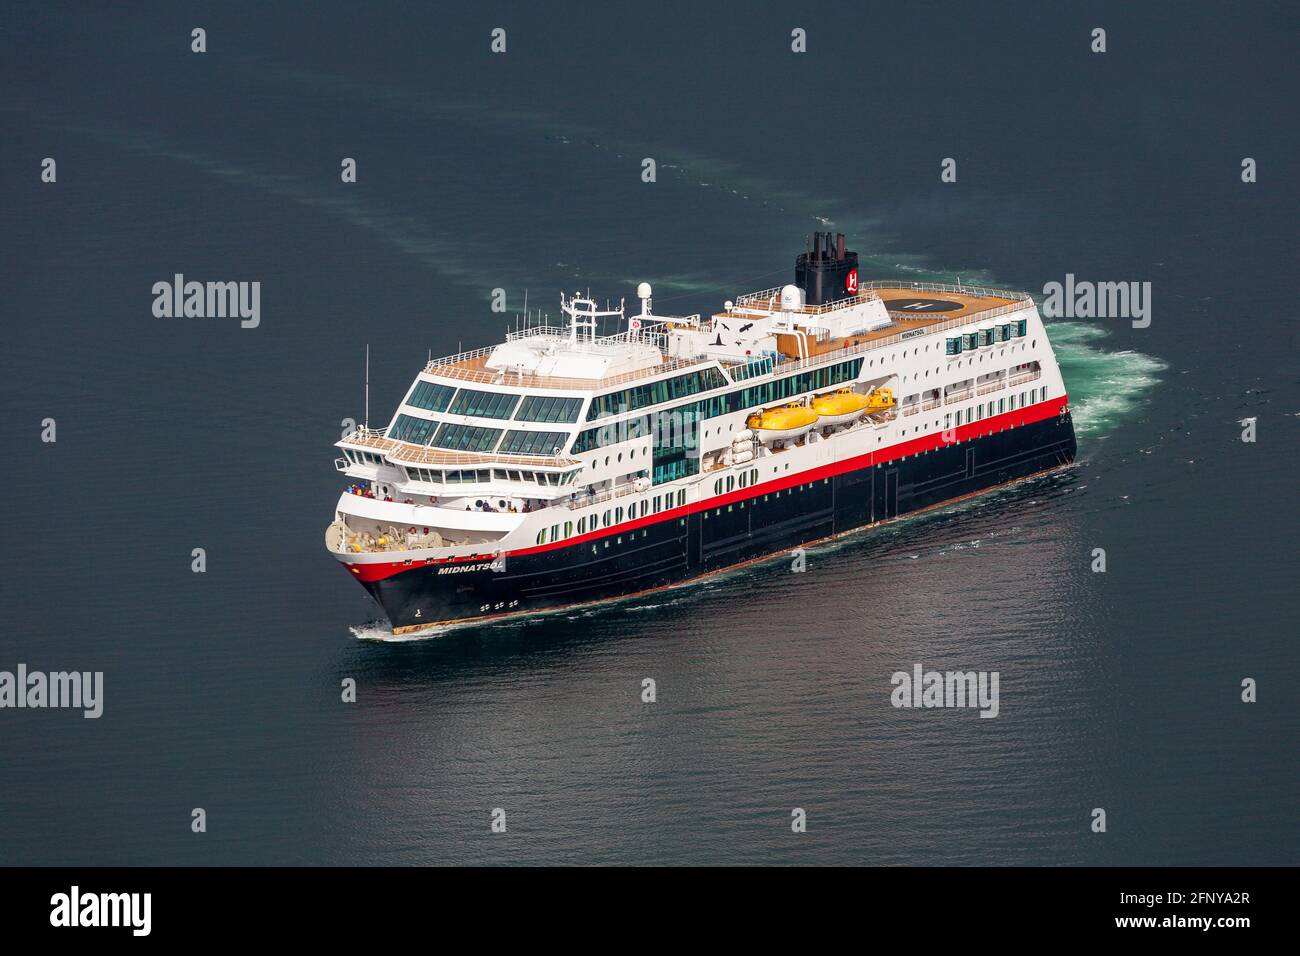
421;281;1034;394
778;282;1029;360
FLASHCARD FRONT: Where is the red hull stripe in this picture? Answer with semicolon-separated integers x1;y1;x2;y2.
345;395;1069;582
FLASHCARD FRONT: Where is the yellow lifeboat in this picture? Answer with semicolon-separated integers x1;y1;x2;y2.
745;402;819;444
812;387;874;426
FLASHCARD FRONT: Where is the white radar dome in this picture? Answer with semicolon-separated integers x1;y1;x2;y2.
637;282;652;300
780;284;804;311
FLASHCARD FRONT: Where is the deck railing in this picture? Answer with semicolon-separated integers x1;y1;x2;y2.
564;480;659;510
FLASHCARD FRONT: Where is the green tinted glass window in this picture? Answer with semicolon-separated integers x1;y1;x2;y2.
448;389;519;419
515;395;583;423
431;424;503;452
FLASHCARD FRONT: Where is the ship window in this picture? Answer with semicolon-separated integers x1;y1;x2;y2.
751;469;757;484
726;476;734;492
431;423;503;453
564;522;573;538
677;490;686;507
714;479;722;495
577;518;586;534
739;472;748;489
448;389;520;419
998;323;1011;342
963;332;978;351
1015;318;1028;337
616;507;624;523
641;500;649;517
407;381;457;412
945;336;962;356
998;398;1005;413
586;366;730;420
537;529;547;545
603;510;612;526
498;430;568;457
550;524;559;541
515;395;583;423
389;414;439;445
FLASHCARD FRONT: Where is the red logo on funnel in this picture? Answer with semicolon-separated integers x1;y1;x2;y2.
845;268;859;294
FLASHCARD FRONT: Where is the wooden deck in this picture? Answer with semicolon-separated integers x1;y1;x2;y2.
775;287;1021;360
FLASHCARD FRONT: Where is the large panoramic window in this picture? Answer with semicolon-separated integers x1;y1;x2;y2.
448;389;520;419
515;395;583;423
406;381;457;412
497;430;569;456
587;366;729;420
389;414;438;445
430;423;503;453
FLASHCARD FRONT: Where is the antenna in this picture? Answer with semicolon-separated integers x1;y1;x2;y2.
364;343;370;430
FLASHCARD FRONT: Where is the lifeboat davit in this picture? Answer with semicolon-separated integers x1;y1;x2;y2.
864;386;896;413
746;402;819;444
812;387;874;426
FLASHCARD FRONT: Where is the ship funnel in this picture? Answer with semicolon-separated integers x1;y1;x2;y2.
795;231;859;306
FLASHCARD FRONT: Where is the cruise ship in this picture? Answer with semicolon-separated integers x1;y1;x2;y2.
327;234;1077;633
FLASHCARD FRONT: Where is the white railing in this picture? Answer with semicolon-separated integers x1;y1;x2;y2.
860;279;1032;302
763;300;1036;381
944;389;974;405
977;380;1006;395
1007;369;1042;386
565;482;644;510
734;287;881;315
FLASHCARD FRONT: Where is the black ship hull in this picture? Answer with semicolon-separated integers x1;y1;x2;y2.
351;410;1078;632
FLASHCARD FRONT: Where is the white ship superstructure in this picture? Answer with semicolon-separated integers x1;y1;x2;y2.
327;234;1076;631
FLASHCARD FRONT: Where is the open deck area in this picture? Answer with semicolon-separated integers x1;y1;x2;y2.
772;283;1032;362
343;429;579;469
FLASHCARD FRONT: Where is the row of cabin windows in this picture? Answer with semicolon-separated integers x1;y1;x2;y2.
343;450;386;466
535;489;688;544
945;319;1028;355
703;479;831;517
406;382;583;423
573;358;864;452
406;467;578;486
942;387;1049;429
713;469;760;496
902;362;1041;408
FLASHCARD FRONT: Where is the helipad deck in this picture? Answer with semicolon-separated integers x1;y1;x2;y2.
775;284;1030;360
